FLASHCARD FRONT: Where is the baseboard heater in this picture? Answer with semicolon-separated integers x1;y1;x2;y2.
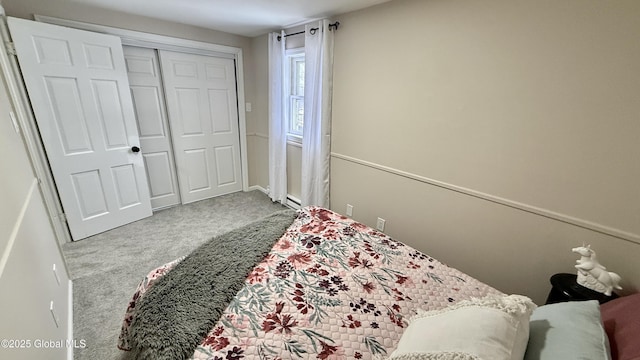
286;195;301;209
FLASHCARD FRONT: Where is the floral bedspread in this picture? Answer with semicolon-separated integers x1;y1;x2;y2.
119;207;500;359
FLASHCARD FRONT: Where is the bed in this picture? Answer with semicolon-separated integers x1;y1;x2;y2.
118;206;634;360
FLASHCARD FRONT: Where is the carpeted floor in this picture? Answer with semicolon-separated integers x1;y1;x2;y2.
61;190;287;360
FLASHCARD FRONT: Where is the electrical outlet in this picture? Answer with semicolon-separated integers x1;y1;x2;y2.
376;217;386;231
50;301;59;328
53;264;61;285
346;204;353;217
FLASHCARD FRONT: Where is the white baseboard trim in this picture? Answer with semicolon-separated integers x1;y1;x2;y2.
246;132;268;139
331;152;640;244
67;279;73;360
248;185;267;194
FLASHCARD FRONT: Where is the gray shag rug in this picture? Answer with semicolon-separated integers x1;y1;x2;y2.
61;190;288;360
126;210;297;360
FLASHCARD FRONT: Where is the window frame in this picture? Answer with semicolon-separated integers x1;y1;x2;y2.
284;48;305;144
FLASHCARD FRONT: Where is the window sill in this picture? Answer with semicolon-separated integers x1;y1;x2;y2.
286;134;302;148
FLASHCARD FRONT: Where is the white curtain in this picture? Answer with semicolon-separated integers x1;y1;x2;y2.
301;20;334;207
268;31;288;203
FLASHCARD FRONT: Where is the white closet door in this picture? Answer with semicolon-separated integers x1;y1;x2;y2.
123;46;180;210
159;50;242;203
8;17;152;240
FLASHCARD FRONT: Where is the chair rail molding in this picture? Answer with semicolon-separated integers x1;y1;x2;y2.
331;152;640;244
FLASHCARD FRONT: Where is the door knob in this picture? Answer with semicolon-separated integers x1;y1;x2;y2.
131;146;141;153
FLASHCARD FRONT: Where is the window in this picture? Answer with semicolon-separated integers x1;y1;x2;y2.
285;50;305;140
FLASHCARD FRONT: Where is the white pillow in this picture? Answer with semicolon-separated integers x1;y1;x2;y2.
389;294;536;360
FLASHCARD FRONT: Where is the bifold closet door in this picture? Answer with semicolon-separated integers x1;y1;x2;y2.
8;17;152;240
159;50;242;203
123;46;181;210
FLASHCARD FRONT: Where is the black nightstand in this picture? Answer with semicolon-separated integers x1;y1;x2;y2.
545;273;619;305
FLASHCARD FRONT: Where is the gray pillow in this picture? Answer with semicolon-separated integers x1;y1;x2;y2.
524;300;611;360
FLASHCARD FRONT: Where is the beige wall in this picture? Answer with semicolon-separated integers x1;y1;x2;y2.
248;34;269;189
0;70;34;262
331;0;640;304
1;64;71;359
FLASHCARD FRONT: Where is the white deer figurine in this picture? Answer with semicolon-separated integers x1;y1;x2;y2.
572;244;622;296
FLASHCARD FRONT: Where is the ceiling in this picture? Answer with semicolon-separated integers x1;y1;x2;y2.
71;0;395;37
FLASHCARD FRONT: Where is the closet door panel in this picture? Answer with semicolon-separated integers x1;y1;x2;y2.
159;50;242;203
124;46;180;210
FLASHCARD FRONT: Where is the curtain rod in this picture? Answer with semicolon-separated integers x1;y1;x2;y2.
277;21;340;41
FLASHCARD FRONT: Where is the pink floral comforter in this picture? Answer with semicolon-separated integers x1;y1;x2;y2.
119;207;499;359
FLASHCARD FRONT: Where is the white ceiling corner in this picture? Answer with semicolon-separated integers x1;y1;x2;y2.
70;0;395;37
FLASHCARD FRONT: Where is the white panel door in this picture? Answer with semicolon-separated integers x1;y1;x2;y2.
123;46;180;210
159;50;242;203
8;17;152;240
